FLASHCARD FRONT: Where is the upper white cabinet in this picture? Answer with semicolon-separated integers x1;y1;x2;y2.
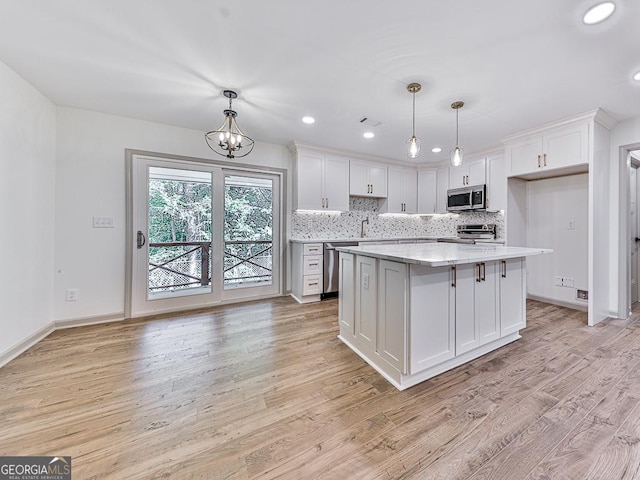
485;152;507;211
505;122;588;178
294;148;350;211
380;167;417;214
449;157;486;189
417;169;437;215
436;167;449;214
350;160;387;198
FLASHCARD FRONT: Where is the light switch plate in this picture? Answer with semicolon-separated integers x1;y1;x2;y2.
93;216;114;228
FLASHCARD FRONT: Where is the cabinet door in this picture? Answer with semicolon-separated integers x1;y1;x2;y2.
417;169;437;214
324;155;350;211
349;161;369;196
449;165;467;189
500;258;526;336
382;167;403;213
477;261;500;345
543;124;588;171
296;152;324;210
355;255;377;350
401;169;418;214
339;252;355;338
467;158;486;186
377;260;407;373
409;265;455;373
486;153;507;211
455;264;480;355
369;165;388;197
508;137;543;177
436;168;450;213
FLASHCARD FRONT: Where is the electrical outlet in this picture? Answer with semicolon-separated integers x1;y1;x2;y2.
564;277;574;288
65;288;78;301
577;289;588;300
363;273;369;290
568;220;575;230
93;216;114;228
554;276;563;286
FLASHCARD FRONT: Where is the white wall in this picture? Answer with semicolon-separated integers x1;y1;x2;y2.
0;60;56;358
526;174;588;307
55;107;292;322
609;116;640;316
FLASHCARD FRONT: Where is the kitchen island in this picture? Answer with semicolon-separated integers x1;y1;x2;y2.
336;243;551;390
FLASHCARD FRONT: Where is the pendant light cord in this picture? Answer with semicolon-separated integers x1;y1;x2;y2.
412;92;416;137
455;107;459;146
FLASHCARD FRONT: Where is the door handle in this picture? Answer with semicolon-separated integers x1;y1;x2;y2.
501;260;507;278
481;262;486;281
476;263;482;282
137;230;146;249
452;266;457;288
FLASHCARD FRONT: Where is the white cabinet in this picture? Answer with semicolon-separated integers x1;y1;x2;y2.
291;242;324;303
410;265;456;373
380;167;417;214
454;262;499;355
499;258;526;336
506;123;588;178
449;157;486;189
350;160;387;198
294;149;349;211
355;255;377;350
436;167;449;213
417;169;437;214
377;260;408;373
338;252;355;339
486;152;507;211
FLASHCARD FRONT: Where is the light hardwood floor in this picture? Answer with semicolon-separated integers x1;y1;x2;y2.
1;297;640;479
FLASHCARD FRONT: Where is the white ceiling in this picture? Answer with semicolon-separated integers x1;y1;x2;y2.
0;0;638;163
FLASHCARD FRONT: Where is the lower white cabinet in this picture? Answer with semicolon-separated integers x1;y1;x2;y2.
338;254;527;389
291;242;324;303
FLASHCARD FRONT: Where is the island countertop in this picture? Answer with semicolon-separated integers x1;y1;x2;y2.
336;242;551;267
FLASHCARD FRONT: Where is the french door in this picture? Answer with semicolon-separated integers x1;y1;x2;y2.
129;154;281;317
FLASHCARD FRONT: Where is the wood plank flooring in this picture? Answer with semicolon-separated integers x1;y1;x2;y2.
1;298;640;479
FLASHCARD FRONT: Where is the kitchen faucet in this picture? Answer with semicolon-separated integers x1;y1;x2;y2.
360;216;369;238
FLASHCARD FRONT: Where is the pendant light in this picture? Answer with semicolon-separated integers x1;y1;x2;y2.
406;82;421;159
450;101;464;167
205;90;255;159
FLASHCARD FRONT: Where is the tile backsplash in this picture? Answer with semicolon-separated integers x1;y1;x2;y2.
291;197;504;240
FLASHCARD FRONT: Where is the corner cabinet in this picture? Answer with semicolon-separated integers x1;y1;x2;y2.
380;167;417;214
293;147;349;211
349;160;387;198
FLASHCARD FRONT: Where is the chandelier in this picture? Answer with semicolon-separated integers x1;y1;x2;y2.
205;90;255;158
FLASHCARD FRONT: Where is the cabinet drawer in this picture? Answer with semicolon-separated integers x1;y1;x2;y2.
303;255;323;275
302;275;323;295
303;243;323;255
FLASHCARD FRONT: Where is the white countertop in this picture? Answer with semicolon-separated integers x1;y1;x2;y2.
336;243;551;267
289;237;441;244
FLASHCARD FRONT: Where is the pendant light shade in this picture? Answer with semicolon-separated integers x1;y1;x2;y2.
205;90;255;159
406;83;422;159
450;101;464;167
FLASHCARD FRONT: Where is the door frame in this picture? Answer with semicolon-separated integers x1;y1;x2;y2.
125;149;287;319
617;142;640;319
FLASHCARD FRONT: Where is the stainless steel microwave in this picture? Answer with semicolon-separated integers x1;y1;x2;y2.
447;184;486;212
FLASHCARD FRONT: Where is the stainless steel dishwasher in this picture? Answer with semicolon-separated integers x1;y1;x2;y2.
322;241;359;299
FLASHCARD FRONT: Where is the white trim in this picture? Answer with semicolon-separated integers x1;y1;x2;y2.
54;312;125;329
0;323;55;368
526;294;588;312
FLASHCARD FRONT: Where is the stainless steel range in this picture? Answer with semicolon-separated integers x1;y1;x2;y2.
438;224;497;244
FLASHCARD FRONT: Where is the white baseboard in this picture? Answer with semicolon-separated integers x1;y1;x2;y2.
54;312;125;329
527;294;588;312
0;322;55;369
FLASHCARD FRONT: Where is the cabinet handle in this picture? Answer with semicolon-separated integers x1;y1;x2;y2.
501;260;507;278
537;154;541;168
309;281;318;286
452;266;457;288
543;153;547;167
326;198;329;209
371;184;374;194
481;262;486;282
476;263;482;283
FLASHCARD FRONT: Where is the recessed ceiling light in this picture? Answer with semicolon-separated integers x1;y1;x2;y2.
583;2;616;25
302;116;315;124
432;147;442;153
363;132;375;139
634;71;640;82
